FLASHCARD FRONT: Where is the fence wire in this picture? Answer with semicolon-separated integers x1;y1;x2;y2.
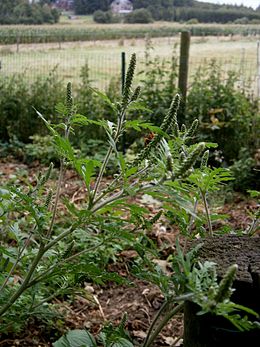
0;36;258;95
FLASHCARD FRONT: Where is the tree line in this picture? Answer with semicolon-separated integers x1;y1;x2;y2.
0;0;59;24
74;0;260;24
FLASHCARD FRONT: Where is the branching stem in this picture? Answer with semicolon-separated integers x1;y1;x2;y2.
200;190;213;237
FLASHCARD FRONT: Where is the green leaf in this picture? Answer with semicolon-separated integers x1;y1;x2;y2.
205;142;218;148
127;101;151;113
247;190;260;198
118;153;126;175
110;338;134;347
54;135;75;161
55;102;68;116
125;167;138;178
125;120;166;136
74;159;101;188
53;329;97;347
70;114;106;128
0;254;14;273
89;87;117;113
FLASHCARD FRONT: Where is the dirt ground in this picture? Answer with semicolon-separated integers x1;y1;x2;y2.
0;161;259;347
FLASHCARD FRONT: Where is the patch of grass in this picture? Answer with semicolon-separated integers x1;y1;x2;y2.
0;36;257;90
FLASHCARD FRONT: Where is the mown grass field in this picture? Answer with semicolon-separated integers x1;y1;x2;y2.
0;33;257;91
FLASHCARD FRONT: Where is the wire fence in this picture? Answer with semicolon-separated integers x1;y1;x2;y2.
0;36;259;95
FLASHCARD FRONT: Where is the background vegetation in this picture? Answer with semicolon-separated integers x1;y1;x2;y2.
0;0;59;25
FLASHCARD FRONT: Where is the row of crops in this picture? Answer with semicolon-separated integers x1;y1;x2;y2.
0;24;260;44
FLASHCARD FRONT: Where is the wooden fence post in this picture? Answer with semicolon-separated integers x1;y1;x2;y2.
16;34;20;53
121;51;126;94
257;41;260;101
121;52;126;153
178;31;191;123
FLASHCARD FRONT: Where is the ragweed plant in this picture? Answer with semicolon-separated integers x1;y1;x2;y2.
1;54;257;346
0;54;205;333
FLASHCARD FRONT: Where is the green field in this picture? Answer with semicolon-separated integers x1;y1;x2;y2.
0;33;257;91
0;19;260;44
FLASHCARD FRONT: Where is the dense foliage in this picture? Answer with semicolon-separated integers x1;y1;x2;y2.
0;53;259;192
72;0;260;23
93;9;120;23
124;8;153;24
133;0;260;23
0;0;59;24
74;0;112;15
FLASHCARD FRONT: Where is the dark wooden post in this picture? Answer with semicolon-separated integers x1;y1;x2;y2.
178;31;190;124
16;34;20;53
121;51;126;93
121;52;126;153
183;235;260;347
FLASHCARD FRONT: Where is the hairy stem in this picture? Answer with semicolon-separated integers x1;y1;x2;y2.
46;159;64;238
0;123;70;317
0;231;33;294
201;191;213;237
91;109;126;204
0;245;45;317
29;240;105;287
143;302;184;347
142;300;169;347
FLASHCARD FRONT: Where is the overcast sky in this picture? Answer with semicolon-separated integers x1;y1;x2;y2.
198;0;259;9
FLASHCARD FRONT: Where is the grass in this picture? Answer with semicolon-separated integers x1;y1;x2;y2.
0;35;257;91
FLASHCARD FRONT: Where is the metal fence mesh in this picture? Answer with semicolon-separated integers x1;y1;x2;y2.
0;36;258;94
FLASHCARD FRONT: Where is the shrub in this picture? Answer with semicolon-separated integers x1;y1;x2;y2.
186;18;199;24
24;135;60;165
230;148;260;192
0;69;65;143
186;61;256;166
124;8;153;24
1;2;60;25
234;17;249;24
93;10;120;23
138;40;178;127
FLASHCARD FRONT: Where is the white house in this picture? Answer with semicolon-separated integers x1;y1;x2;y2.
111;0;133;14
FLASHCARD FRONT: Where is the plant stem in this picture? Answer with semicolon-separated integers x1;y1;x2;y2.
143;302;184;347
0;245;45;317
46;159;64;238
183;199;198;254
91;146;114;204
201;191;213;237
0;129;68;316
43;226;74;253
91;189;125;213
29;240;105;287
91;109;126;204
142;300;169;347
248;210;260;236
0;231;33;294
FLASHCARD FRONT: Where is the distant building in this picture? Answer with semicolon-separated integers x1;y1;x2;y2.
55;0;74;11
111;0;133;14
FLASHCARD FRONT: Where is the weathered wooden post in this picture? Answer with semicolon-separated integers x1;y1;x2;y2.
178;31;190;124
183;235;260;347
